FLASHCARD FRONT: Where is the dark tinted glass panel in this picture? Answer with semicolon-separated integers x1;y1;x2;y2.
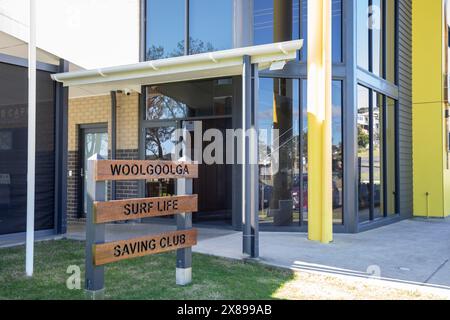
0;63;55;235
189;0;232;54
145;78;233;120
386;0;396;83
146;0;185;59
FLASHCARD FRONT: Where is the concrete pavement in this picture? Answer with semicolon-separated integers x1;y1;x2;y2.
63;218;450;289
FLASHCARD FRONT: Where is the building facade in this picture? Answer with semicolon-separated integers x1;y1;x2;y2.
65;0;415;234
1;0;449;240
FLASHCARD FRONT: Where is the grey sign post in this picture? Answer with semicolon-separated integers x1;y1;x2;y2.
242;55;259;258
176;124;193;286
85;153;106;299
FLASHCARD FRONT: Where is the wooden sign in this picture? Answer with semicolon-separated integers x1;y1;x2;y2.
93;229;198;266
95;160;198;181
94;195;198;223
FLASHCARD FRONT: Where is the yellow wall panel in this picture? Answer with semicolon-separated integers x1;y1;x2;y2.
412;0;450;217
412;0;443;104
412;103;444;217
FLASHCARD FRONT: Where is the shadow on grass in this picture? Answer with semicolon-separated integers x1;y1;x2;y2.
0;239;295;300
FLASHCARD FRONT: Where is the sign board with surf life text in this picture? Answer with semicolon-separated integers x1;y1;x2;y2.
85;156;198;299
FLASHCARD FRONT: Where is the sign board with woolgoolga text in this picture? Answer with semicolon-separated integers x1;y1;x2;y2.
85;157;198;299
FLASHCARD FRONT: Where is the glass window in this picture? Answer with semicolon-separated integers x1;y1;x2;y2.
300;0;307;61
145;78;233;120
332;0;343;63
189;0;233;54
301;80;344;225
373;92;383;219
386;0;396;83
258;78;343;227
358;86;397;222
258;78;300;227
371;0;383;77
0;63;55;235
357;0;370;70
254;0;300;46
146;0;186;59
357;0;397;81
332;81;344;223
297;0;343;62
358;85;371;222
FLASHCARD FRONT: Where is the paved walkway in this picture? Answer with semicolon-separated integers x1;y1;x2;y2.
64;218;450;289
195;219;450;289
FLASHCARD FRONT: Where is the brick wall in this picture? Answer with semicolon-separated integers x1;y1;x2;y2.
115;149;140;200
67;92;140;223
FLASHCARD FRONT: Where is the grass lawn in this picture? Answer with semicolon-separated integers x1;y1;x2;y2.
0;239;294;300
2;239;450;300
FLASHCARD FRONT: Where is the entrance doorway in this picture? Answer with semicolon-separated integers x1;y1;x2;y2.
186;118;232;223
142;118;232;225
78;124;108;217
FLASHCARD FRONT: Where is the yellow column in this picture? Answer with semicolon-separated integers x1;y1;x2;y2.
307;0;333;243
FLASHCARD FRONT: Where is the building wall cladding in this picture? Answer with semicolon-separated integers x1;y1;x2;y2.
67;92;140;223
398;0;413;216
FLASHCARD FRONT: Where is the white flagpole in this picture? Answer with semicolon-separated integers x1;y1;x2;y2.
26;0;37;277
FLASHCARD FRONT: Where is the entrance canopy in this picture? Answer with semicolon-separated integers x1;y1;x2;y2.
51;40;303;97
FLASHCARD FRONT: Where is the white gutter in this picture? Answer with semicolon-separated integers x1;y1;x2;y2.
51;40;303;88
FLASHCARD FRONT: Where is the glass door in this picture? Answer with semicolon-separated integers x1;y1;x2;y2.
79;126;108;217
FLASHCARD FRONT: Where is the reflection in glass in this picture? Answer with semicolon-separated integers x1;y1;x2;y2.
189;0;232;54
373;92;383;218
145;126;177;198
83;132;108;214
358;86;371;222
254;0;299;46
258;78;300;227
357;0;370;70
258;78;343;227
145;78;233;120
299;0;343;62
358;86;397;222
146;0;185;59
371;0;383;77
332;81;344;223
358;0;396;80
301;80;344;225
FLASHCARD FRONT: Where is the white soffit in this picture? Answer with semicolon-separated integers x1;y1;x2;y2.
52;40;303;97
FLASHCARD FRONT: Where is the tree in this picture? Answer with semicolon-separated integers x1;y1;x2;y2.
146;37;215;60
358;127;370;149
